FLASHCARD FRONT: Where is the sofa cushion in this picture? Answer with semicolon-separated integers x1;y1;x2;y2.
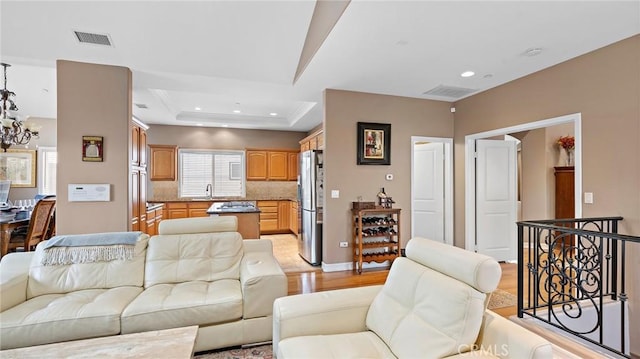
121;279;243;334
278;332;396;359
158;216;238;235
144;232;243;287
0;287;142;350
27;234;150;298
366;257;487;359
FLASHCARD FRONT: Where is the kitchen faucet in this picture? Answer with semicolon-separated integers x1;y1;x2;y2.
205;184;212;199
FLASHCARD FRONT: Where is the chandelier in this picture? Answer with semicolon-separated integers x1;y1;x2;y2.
0;63;38;152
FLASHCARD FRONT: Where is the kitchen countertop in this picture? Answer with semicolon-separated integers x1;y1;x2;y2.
148;198;297;203
206;202;261;214
145;203;165;211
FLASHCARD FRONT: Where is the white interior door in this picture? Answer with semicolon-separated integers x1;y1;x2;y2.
412;141;445;242
476;139;517;261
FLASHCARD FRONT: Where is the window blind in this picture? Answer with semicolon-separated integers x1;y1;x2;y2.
179;150;245;198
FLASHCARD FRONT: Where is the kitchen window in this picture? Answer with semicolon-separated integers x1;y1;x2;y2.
178;149;245;198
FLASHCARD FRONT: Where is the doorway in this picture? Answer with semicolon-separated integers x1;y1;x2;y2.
411;136;453;245
464;113;582;259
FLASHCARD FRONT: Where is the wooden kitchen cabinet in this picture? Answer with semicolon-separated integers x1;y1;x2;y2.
131;119;148;232
288;152;298;181
146;204;164;236
166;202;188;219
131;170;140;231
258;201;279;233
258;200;294;234
246;151;268;180
299;129;324;152
246;149;298;181
187;202;211;218
278;201;290;230
289;201;299;235
268;152;288;180
149;145;177;181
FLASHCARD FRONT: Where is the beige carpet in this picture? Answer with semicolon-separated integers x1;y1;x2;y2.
261;234;320;273
195;344;272;359
488;289;518;309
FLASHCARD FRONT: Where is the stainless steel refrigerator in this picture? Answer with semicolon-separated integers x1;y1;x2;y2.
299;150;323;265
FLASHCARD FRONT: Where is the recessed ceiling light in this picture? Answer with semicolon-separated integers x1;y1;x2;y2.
461;71;475;78
269;112;278;116
523;47;543;57
196;123;203;126
233;110;241;114
195;107;201;111
221;124;229;127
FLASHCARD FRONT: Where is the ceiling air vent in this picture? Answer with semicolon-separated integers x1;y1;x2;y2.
74;31;112;46
134;103;148;109
423;85;477;99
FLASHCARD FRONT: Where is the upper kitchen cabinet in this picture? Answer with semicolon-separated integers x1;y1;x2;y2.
149;145;177;181
131;122;148;167
246;150;268;180
268;151;288;180
299;129;324;152
288;152;298;181
246;149;299;181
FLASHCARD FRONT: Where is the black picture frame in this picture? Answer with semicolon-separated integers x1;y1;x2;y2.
357;122;391;165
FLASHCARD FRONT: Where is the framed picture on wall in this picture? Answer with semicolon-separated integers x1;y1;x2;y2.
82;136;103;162
357;122;391;165
0;149;37;187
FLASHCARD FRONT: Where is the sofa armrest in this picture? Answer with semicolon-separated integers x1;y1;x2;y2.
449;310;551;359
0;252;35;312
273;285;382;355
240;248;287;319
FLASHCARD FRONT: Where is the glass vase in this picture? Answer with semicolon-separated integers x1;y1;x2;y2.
565;148;574;166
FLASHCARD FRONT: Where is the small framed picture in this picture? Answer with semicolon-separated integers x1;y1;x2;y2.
82;136;103;162
357;122;391;165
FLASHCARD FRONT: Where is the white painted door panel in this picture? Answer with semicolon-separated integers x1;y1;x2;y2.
476;139;517;261
412;142;444;242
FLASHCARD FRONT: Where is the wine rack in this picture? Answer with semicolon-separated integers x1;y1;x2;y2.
351;208;401;274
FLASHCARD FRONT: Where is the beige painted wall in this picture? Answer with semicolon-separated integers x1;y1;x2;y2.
57;60;132;234
518;122;575;221
324;89;454;265
146;124;305;150
9;117;57;201
453;35;640;355
520;128;547;220
146;125;306;200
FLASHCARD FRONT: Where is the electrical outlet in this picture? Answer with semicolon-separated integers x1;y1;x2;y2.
339;241;348;248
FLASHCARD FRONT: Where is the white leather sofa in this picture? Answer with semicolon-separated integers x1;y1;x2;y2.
273;237;552;359
0;216;287;352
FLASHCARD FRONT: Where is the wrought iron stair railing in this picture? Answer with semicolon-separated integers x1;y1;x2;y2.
517;217;638;358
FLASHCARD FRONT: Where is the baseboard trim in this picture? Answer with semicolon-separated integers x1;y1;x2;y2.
321;261;391;272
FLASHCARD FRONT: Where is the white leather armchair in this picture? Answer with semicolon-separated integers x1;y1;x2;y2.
273;238;552;359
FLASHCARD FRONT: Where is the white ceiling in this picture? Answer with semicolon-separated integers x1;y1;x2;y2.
1;1;639;132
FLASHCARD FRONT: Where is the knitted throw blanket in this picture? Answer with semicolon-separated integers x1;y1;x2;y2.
42;232;141;266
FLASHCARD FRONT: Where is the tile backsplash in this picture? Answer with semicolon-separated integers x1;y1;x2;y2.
148;180;297;201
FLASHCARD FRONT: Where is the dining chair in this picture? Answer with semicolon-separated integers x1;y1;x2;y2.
8;198;56;252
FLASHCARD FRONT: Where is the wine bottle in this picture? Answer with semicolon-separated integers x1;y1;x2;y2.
377;187;387;199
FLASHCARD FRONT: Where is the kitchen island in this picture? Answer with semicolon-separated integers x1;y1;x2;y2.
207;202;261;240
